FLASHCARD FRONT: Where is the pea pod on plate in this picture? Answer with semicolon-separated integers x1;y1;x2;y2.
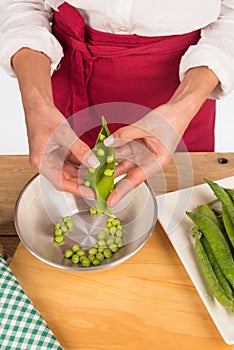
186;211;234;289
86;116;115;214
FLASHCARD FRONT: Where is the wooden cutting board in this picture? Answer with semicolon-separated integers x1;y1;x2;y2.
9;222;232;350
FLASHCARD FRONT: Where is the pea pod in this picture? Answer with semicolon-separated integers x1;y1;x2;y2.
222;205;234;248
201;235;233;299
186;211;234;289
197;204;221;229
225;188;234;203
205;179;234;227
195;238;233;310
86;116;115;214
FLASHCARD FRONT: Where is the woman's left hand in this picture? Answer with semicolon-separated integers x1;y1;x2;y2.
104;104;187;208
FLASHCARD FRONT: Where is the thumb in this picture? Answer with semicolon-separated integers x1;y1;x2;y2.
104;124;149;148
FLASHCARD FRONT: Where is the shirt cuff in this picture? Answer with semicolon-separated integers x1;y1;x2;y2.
179;44;234;99
0;27;64;77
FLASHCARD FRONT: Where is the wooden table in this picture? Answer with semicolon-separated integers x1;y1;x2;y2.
1;153;234;350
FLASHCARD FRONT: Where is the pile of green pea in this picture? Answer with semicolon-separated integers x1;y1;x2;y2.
53;216;73;244
62;216;124;267
187;179;234;314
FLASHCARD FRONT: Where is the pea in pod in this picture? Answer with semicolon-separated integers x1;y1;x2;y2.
86;116;115;214
186;211;234;289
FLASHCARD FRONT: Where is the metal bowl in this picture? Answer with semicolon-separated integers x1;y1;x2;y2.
14;174;157;272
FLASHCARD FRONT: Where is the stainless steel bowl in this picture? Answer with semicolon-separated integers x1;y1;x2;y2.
14;174;157;272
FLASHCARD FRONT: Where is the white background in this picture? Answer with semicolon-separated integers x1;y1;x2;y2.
0;67;233;154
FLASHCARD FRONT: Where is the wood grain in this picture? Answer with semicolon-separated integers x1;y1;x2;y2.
5;152;234;350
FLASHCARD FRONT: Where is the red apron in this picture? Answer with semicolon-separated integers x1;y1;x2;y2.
52;2;216;151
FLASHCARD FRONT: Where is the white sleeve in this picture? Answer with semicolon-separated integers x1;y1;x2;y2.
179;0;234;99
0;0;64;77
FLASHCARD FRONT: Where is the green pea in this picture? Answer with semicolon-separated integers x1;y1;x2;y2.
72;254;79;264
98;247;104;253
64;249;73;258
88;254;95;263
65;221;73;229
60;224;68;233
81;257;91;267
103;227;109;234
116;230;123;238
103;248;113;259
90;207;97;215
104;169;113;177
106;155;114;164
84;180;91;187
98;232;107;240
96;252;104;262
93;243;99;249
107;222;112;228
109;227;116;235
88;247;98;255
115;237;123;246
117;224;123;230
54;235;64;244
96;148;105;157
98;240;107;248
77;250;86;257
106;237;115;246
109;244;118;253
107;217;114;223
54;229;63;237
93;259;101;266
54;223;61;230
63;216;72;222
88;167;96;174
71;244;80;253
99;134;106;141
112;219;121;226
79;255;87;263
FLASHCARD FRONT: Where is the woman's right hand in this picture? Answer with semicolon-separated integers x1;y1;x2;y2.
26;103;100;198
12;48;99;198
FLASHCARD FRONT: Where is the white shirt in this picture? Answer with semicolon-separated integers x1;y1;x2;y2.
0;0;234;98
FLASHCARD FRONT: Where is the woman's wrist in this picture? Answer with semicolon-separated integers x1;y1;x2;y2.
12;48;54;114
168;66;219;118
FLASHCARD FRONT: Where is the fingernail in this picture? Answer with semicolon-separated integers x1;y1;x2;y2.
104;136;114;147
87;154;100;168
108;191;119;208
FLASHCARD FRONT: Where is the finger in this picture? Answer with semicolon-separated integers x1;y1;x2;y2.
114;159;136;178
61;177;95;199
104;124;149;148
107;166;147;208
70;138;100;169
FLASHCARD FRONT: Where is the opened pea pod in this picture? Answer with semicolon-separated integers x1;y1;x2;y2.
85;116;116;214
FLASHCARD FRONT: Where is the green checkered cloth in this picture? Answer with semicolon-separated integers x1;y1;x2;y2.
0;256;63;350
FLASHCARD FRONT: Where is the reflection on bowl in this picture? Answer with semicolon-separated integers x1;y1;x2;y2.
14;174;157;272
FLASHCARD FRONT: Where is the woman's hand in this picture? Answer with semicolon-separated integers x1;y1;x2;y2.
104;104;184;208
105;66;219;208
26;103;100;198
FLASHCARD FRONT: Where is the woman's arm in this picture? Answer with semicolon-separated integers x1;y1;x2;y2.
12;48;99;197
0;0;63;76
180;0;234;99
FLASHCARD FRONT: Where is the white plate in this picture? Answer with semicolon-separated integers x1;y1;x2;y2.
156;176;234;345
